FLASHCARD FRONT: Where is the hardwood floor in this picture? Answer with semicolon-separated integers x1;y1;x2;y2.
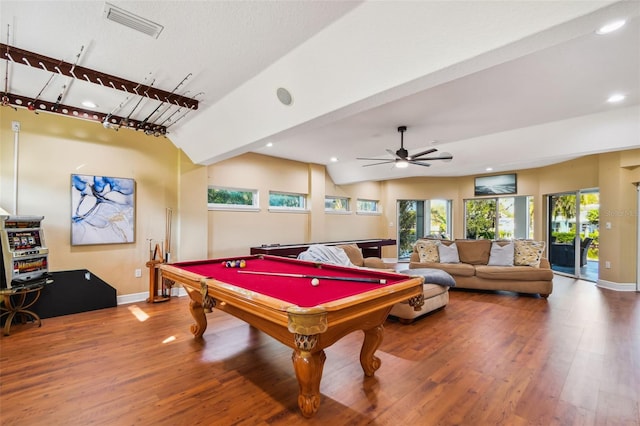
1;275;638;425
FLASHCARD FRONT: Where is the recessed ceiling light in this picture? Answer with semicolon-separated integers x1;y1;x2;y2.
266;142;273;147
486;167;493;172
596;19;626;35
607;93;626;103
330;157;338;162
82;100;97;108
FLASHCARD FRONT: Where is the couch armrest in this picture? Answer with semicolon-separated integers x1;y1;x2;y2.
363;257;391;269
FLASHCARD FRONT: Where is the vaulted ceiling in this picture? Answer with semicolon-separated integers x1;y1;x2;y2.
1;1;638;184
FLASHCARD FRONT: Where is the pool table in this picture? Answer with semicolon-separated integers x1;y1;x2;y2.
159;255;424;418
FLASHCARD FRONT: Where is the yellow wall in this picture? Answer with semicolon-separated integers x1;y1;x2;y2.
205;154;387;257
1;108;181;296
1;108;638;297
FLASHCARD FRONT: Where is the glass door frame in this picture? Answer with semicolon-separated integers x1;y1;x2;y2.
547;189;599;281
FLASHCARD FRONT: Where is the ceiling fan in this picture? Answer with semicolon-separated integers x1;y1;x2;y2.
357;126;453;168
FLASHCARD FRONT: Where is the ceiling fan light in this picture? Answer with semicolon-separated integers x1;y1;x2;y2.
395;160;409;168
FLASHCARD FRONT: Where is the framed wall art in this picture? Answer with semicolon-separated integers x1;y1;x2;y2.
474;173;517;196
71;174;136;245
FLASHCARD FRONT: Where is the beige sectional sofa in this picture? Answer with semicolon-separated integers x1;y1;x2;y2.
409;239;553;297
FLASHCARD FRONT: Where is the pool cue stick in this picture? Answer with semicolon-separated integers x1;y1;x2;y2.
147;238;153;261
165;208;172;263
237;270;387;284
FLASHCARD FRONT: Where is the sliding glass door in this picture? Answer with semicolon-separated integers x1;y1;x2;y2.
547;190;599;281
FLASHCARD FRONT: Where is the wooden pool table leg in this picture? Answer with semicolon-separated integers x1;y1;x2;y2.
360;324;384;376
188;298;208;338
183;285;209;339
292;335;326;418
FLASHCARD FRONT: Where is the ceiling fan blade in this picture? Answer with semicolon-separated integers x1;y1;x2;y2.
413;154;454;161
410;161;432;167
357;157;388;161
386;149;402;159
409;148;437;159
361;160;395;167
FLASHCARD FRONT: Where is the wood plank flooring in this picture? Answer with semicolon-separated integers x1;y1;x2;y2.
1;275;638;425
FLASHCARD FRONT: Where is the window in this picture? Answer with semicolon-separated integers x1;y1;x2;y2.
357;199;380;214
208;187;259;210
464;195;533;240
269;191;307;211
397;199;452;259
325;196;350;213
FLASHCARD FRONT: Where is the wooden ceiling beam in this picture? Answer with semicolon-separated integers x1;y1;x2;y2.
1;43;199;110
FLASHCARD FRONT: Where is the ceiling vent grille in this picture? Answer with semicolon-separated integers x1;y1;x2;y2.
103;3;164;39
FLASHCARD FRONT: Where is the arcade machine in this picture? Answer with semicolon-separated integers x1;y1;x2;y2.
0;215;52;334
0;215;52;289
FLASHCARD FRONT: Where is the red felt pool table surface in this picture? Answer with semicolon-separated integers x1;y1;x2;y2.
170;255;407;307
159;254;424;418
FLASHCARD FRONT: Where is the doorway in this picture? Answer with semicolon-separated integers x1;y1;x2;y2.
547;190;599;281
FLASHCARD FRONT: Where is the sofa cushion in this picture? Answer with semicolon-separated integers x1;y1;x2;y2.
454;239;492;265
415;239;440;263
475;264;554;281
438;242;460;263
514;240;545;267
488;241;514;266
410;261;476;277
337;244;364;267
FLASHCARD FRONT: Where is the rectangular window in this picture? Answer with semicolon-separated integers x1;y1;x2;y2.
325;196;350;213
208;187;259;211
397;199;452;259
269;191;307;211
357;199;380;214
464;195;533;240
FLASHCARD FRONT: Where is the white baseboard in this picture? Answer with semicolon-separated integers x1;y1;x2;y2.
596;279;638;292
116;286;187;305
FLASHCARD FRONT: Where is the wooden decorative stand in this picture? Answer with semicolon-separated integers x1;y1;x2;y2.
146;209;174;303
146;259;170;303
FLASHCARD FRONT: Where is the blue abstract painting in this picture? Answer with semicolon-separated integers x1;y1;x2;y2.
71;174;135;245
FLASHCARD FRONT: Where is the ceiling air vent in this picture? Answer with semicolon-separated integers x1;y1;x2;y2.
103;3;164;39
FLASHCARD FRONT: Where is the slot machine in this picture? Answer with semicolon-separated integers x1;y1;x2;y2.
0;215;51;289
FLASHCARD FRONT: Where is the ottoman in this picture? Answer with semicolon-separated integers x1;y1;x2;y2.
390;268;455;324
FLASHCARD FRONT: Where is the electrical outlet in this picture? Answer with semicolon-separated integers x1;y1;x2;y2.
605;261;611;269
135;269;142;277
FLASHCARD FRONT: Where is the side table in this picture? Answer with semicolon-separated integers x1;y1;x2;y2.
0;285;44;336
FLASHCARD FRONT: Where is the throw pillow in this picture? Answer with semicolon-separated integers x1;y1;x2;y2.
488;241;514;266
514;240;545;267
415;239;440;263
438;242;460;263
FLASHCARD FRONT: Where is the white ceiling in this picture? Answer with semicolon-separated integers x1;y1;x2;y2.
1;1;639;184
